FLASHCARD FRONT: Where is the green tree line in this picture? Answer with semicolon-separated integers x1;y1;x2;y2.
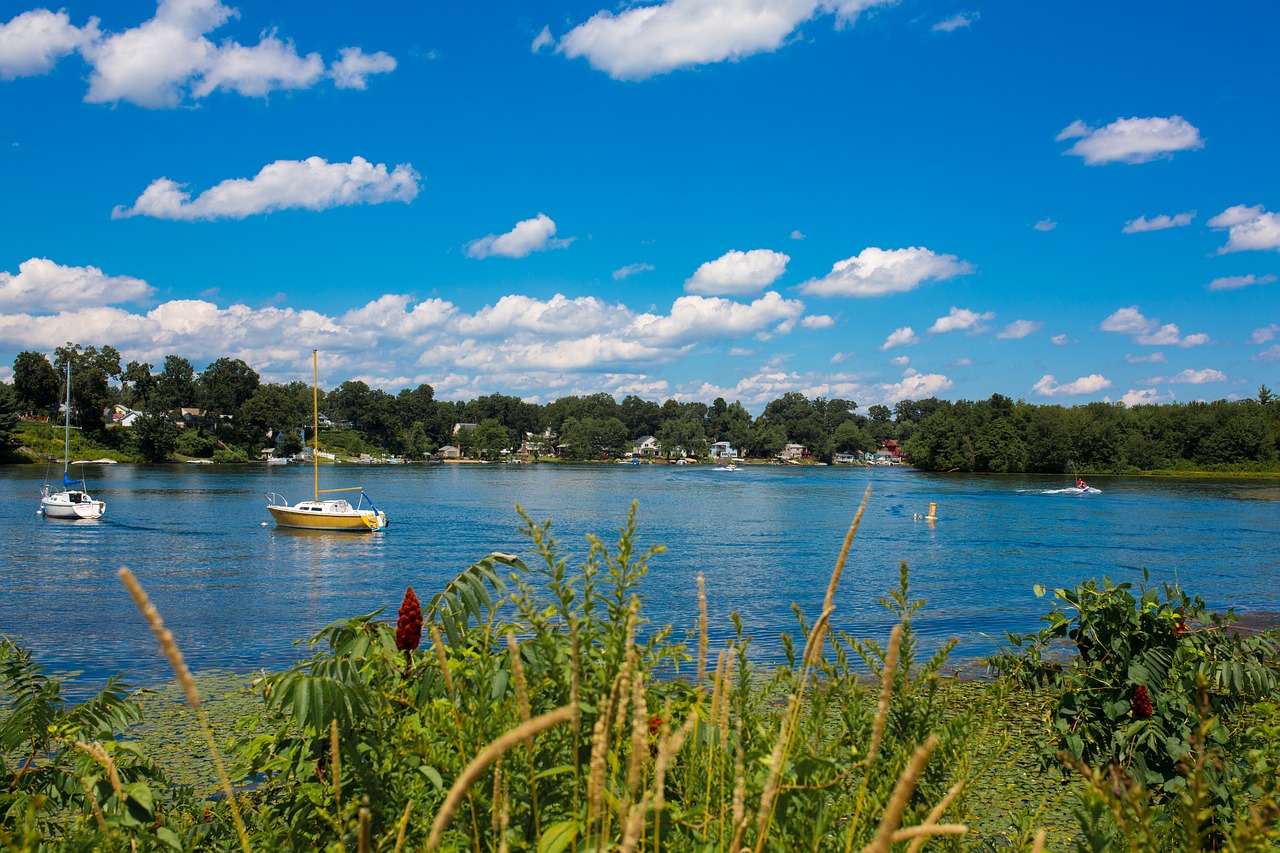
902;391;1280;473
3;346;1277;470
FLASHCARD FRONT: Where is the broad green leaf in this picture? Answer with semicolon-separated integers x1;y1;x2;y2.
539;819;579;853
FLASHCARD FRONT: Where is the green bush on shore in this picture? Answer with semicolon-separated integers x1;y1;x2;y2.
2;497;1279;851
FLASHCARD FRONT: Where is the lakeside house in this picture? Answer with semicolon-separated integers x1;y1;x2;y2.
452;422;477;437
521;429;556;460
834;452;858;464
438;445;461;459
111;405;143;427
777;443;808;462
709;441;736;460
632;435;661;457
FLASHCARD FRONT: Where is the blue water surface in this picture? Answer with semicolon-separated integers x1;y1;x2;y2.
1;462;1277;689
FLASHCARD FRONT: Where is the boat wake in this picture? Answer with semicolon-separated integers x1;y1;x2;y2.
1018;487;1102;495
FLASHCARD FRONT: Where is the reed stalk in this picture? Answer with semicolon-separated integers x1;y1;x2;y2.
753;492;871;851
117;567;251;853
866;624;903;768
905;780;964;853
393;800;413;853
506;632;541;840
78;775;108;835
426;705;575;851
72;741;121;799
697;572;708;684
429;624;456;699
860;734;939;853
330;719;341;819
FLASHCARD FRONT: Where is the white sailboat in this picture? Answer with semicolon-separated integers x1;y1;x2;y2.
265;350;388;532
40;360;106;520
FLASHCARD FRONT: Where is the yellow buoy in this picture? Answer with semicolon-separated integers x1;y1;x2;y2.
925;502;937;521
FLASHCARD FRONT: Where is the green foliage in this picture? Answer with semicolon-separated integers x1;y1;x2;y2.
12;352;60;416
319;428;382;458
222;504;985;851
992;576;1280;836
906;396;1280;473
0;383;20;453
1070;707;1280;851
0;638;193;850
134;412;180;462
174;428;218;458
211;447;249;463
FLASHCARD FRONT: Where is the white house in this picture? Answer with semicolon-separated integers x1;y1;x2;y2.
632;435;661;457
111;405;143;427
778;443;808;461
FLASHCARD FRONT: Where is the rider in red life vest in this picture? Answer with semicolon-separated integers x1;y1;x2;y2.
1077;478;1087;489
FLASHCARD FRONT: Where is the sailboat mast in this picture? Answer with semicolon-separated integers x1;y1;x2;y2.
63;360;71;475
313;349;320;502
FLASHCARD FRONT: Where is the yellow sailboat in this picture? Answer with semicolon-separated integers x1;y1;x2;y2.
266;350;388;532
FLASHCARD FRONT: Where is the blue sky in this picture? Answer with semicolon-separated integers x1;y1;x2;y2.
1;0;1277;410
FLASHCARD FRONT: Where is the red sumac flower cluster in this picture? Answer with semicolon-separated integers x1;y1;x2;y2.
396;586;423;651
1132;684;1154;719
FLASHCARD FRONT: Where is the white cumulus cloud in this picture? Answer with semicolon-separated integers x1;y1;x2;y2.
531;26;554;52
881;326;918;350
1208;273;1276;291
553;0;894;81
1101;306;1208;348
1126;352;1167;364
465;214;574;259
800;314;835;329
613;262;655;280
1252;324;1280;344
997;319;1042;339
0;8;98;79
330;47;396;90
1057;116;1204;165
685;248;790;295
1051;334;1075;346
881;371;952;401
1121;388;1176;406
801;246;974;297
0;279;816;393
1032;373;1112;397
1123;211;1195;233
1149;368;1227;385
929;306;993;334
112;156;419;221
932;11;978;32
1208;204;1280;253
0;257;154;312
1033;218;1057;232
6;0;394;107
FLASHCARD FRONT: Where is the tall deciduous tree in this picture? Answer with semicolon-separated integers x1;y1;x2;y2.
155;355;197;412
134;412;179;462
0;382;20;452
12;351;59;416
197;358;260;429
121;360;156;409
53;344;116;432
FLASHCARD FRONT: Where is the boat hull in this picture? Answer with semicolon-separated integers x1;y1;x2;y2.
41;491;105;519
267;502;386;532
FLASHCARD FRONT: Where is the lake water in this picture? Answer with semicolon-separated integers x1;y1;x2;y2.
2;462;1278;690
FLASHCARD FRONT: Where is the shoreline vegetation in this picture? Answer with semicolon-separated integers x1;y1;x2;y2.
3;347;1278;475
4;494;1279;850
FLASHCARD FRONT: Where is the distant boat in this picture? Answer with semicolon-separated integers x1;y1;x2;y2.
265;350;388;532
40;359;105;520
